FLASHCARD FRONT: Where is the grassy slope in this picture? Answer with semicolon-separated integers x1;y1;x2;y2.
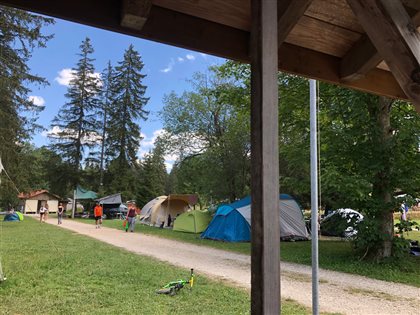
0;216;317;315
75;218;420;287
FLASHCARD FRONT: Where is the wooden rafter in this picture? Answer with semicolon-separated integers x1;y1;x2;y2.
277;0;314;45
402;0;420;11
347;0;420;112
341;6;420;82
0;0;411;102
121;0;152;30
340;35;382;82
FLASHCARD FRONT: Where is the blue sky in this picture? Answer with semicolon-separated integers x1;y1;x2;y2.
27;17;224;169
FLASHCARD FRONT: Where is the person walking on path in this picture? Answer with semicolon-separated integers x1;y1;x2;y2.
57;202;64;225
39;204;47;223
94;202;103;229
44;202;49;221
126;201;137;232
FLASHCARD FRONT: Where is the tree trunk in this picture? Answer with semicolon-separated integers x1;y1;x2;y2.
369;96;394;259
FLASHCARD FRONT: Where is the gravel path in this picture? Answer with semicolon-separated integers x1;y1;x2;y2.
47;219;420;315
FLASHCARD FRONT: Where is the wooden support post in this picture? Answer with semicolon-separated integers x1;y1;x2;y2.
121;0;152;30
250;0;280;314
347;0;420;112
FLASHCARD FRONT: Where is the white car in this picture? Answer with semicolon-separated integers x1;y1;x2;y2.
321;208;364;238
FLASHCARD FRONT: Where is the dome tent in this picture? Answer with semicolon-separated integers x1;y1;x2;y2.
3;212;23;222
140;194;198;227
173;210;212;234
202;194;309;242
201;205;250;241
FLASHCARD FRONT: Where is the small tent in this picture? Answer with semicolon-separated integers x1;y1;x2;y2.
202;194;309;242
173;210;212;233
3;212;23;222
140;194;198;227
201;205;250;241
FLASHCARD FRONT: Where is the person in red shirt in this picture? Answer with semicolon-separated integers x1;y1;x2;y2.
94;202;103;229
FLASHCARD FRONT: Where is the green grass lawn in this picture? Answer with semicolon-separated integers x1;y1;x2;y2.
0;216;320;315
74;217;420;287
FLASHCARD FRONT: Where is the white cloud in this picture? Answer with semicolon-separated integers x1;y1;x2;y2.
139;129;177;172
160;58;175;73
165;162;174;172
161;54;198;73
44;126;102;145
55;68;76;86
55;68;102;87
140;129;165;148
186;54;195;61
28;95;45;107
91;72;103;87
199;53;208;59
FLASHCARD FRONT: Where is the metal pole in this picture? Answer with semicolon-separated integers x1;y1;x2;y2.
310;79;319;315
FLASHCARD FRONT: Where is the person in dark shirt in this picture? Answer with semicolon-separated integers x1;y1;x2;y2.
57;203;64;225
126;201;137;232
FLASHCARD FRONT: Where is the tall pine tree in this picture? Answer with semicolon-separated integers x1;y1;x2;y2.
86;61;115;188
99;61;115;187
0;6;53;206
49;37;101;186
106;45;149;168
137;142;168;205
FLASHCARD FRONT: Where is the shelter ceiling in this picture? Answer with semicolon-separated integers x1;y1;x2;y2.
0;0;419;109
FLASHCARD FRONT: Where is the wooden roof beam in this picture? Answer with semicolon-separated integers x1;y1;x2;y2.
0;0;409;102
402;0;420;11
341;5;420;82
347;0;420;112
277;0;313;45
121;0;152;30
340;35;382;82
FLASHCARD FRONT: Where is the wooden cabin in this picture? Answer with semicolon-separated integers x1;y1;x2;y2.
18;190;61;214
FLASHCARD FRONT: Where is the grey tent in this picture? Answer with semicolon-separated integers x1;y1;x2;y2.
236;194;310;240
96;193;122;205
95;193;123;218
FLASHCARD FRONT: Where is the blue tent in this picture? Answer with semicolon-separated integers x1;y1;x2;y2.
201;194;309;242
201;204;251;242
3;212;22;222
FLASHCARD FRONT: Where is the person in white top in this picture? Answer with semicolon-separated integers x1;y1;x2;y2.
39;204;47;223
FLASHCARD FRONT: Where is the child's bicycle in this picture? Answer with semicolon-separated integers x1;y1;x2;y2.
156;269;194;296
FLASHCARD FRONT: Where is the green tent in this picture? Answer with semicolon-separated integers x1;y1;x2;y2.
75;185;97;200
173;210;212;233
16;211;24;221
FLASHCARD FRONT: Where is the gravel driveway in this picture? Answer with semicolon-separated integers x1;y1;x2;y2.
47;219;420;315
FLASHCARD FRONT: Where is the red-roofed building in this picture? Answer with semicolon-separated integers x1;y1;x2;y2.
18;190;62;214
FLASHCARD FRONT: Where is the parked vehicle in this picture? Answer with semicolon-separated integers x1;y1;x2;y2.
320;208;363;238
